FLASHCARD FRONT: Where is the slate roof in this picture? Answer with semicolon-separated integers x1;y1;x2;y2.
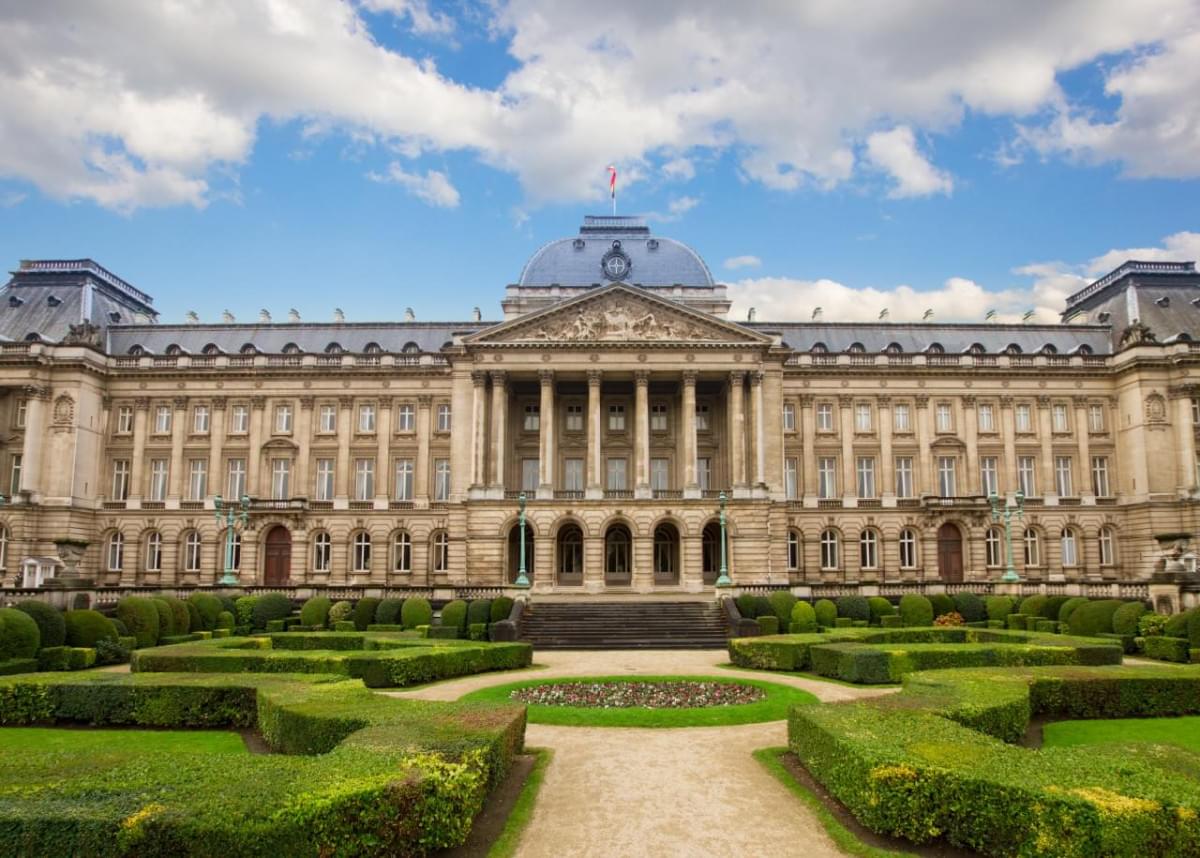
105;322;491;355
0;260;157;343
1060;261;1200;346
747;322;1112;354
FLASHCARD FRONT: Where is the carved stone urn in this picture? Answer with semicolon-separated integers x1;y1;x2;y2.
44;538;94;589
1152;533;1195;582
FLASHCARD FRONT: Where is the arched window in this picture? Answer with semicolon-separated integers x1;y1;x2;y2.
859;530;878;569
810;342;827;354
605;525;631;575
164;344;184;356
1041;344;1057;355
1023;528;1040;567
847;342;865;354
282;342;302;354
985;527;1003;567
202;343;223;355
885;343;903;354
312;531;331;572
1060;528;1078;567
968;343;986;355
106;531;123;572
352;532;371;572
183;531;202;573
787;530;801;570
1004;343;1022;355
1076;344;1094;356
926;343;944;354
432;531;449;572
653;523;679;578
145;531;163;572
557;524;583;578
899;528;917;569
127;344;146;356
402;342;421;354
1099;527;1115;566
701;522;721;584
240;343;259;355
363;342;383;354
0;525;8;570
325;342;344;354
820;529;839;570
392;530;411;573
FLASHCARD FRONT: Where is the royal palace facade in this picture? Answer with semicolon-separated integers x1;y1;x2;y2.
0;216;1198;597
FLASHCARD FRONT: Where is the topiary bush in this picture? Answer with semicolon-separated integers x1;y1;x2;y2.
735;594;758;619
375;598;405;625
768;591;797;624
898;595;934;627
1111;601;1147;636
216;610;235;630
252;593;294;631
467;600;492;628
754;595;774;619
1040;596;1070;620
234;596;259;629
1058;597;1089;624
928;593;955;618
188;593;223;631
1067;599;1124;637
984;596;1014;623
867;597;896;625
150;599;174;637
115;597;161;648
1018;595;1047;618
0;608;40;659
952;592;985;623
401;597;433;630
490;597;514;623
1138;612;1168;637
353;597;381;632
327;601;353;625
790;601;818;633
162;597;191;635
836;596;870;622
13;601;65;650
757;616;779;635
186;600;203;633
440;600;468;633
1164;608;1194;639
63;610;117;648
814;599;837;628
1188;610;1200;648
299;597;332;629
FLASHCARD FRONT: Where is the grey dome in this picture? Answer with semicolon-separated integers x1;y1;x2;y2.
518;216;714;288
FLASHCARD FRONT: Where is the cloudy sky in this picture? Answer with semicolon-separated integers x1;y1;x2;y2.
0;0;1197;324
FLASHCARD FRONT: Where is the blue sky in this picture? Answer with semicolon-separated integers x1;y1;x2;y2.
0;1;1197;325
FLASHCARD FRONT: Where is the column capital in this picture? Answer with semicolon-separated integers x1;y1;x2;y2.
100;395;113;410
172;396;188;410
634;369;649;387
489;370;508;386
299;396;316;410
962;395;976;408
798;393;814;407
748;371;763;387
837;394;853;408
729;370;746;385
134;396;151;411
682;370;698;386
587;369;603;386
377;395;393;408
539;369;555;385
471;370;488;386
1071;395;1088;407
1036;395;1051;408
877;395;891;406
23;385;50;401
999;395;1014;407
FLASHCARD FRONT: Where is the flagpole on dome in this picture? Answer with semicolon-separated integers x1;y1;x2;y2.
607;165;617;216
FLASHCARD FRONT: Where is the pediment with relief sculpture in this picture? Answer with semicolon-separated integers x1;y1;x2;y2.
465;283;770;346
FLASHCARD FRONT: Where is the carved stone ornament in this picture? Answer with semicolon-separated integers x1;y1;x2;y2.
513;296;730;343
51;394;74;426
1144;392;1167;424
63;321;103;348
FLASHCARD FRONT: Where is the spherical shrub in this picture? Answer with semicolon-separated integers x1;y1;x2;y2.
928;593;955;618
218;594;238;617
110;617;129;636
952;592;986;623
790;601;817;633
467;599;492;627
835;595;870;622
64;609;117;648
0;608;40;658
251;593;294;630
898;595;934;627
1111;601;1147;636
353;597;381;631
934;611;965;627
234;596;259;629
1164;608;1194;639
1067;599;1124;637
150;599;175;636
327;601;353;625
768;591;797;623
440;600;468;632
735;594;758;619
115;596;160;648
1188;611;1200;648
754;595;774;619
187;593;223;631
162;597;191;635
185;600;203;633
216;610;235;630
1019;595;1047;618
375;598;404;625
1058;597;1089;624
401;597;432;629
1137;612;1168;637
814;599;837;628
490;597;514;623
867;597;896;624
299;596;332;629
985;596;1014;622
14;601;65;649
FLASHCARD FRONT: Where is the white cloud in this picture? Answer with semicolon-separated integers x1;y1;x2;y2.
661;157;695;181
723;255;761;270
864;126;953;198
369;164;461;207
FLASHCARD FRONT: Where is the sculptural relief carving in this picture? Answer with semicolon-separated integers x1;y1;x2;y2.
515;298;725;343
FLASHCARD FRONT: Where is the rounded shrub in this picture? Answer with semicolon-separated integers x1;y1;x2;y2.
789;601;817;633
1164;608;1194;639
328;601;353;625
952;592;986;623
116;596;161;648
928;593;955;618
754;595;774;619
835;595;870;622
0;607;40;658
1138;612;1168;637
1018;595;1047;618
898;594;934;627
867;597;895;625
1111;601;1147;636
64;609;117;648
162;597;191;635
187;593;223;631
251;593;294;630
375;598;405;625
1188;611;1200;648
467;599;492;627
218;594;237;617
440;600;468;633
735;594;758;619
1040;596;1070;620
234;596;259;629
353;597;381;631
1058;597;1089;624
299;596;332;629
401;597;432;629
490;596;514;623
185;600;203;633
14;601;65;649
814;599;837;628
1067;599;1124;637
984;596;1014;623
150;599;175;636
216;610;235;630
110;617;129;636
768;591;797;624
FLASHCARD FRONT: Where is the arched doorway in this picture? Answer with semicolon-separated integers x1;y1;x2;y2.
701;522;722;585
264;526;291;585
507;522;534;583
653;522;680;585
937;523;963;583
604;523;632;586
556;523;583;586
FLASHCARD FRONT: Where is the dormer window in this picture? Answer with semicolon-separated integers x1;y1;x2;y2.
885;343;903;354
8;296;23;307
325;342;344;354
164;344;183;356
363;342;382;354
968;343;985;355
1004;344;1022;355
926;343;944;354
811;342;827;354
240;343;258;355
128;345;145;356
282;343;302;354
1040;344;1057;355
401;342;420;354
108;311;122;323
847;342;865;354
46;295;61;307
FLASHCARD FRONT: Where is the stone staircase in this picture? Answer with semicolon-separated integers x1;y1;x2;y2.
520;600;730;649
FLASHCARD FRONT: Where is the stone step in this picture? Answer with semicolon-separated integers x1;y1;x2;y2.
520;600;731;649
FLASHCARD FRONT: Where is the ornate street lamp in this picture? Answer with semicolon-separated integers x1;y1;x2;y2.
715;491;732;587
988;489;1025;583
214;493;250;587
514;491;531;588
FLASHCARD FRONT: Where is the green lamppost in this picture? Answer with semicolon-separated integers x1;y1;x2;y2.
514;492;531;588
988;489;1025;583
214;494;251;586
715;491;732;587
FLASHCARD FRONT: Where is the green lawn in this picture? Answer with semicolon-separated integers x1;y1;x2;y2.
1043;716;1200;754
0;727;248;754
459;675;817;727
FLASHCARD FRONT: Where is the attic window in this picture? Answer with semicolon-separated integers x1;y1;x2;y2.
967;343;985;355
128;345;145;356
325;342;344;354
885;343;903;354
108;311;122;323
282;343;302;354
202;343;222;355
1097;312;1112;323
847;342;865;353
401;342;420;354
1155;296;1170;307
363;342;382;354
164;344;184;356
46;295;62;307
8;296;23;307
240;343;259;355
926;343;944;354
647;239;659;250
1004;344;1022;355
573;239;585;250
811;342;827;354
1041;344;1057;355
1076;345;1093;355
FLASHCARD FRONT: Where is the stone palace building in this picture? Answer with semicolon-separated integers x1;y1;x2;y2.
0;215;1198;596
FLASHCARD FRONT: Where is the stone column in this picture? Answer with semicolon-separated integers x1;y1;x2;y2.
416;394;432;502
374;396;391;505
963;396;980;495
297;396;314;500
1037;396;1054;498
751;371;765;487
248;396;265;497
1000;396;1017;494
490;371;507;490
586;370;602;499
18;385;48;498
129;397;149;502
800;395;816;498
838;395;854;499
1175;392;1197;493
471;371;487;488
167;396;187;500
634;370;650;497
682;371;698;493
879;396;894;502
1074;396;1092;497
915;395;931;495
538;370;555;498
729;371;746;489
335;397;353;500
208;398;226;501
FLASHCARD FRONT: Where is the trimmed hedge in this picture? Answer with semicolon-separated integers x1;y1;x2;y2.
63;610;117;648
116;596;161;648
1040;595;1070;620
216;610;235;630
353;597;381;632
299;596;332;629
37;646;96;671
490;597;514;623
867;597;895;625
1017;594;1046;618
898;595;933;627
0;659;37;676
757;616;779;635
14;601;66;649
836;596;870;622
467;599;492;628
0;608;40;659
375;598;405;626
441;600;469;634
253;593;295;631
928;593;955;618
151;599;175;637
983;596;1014;623
1142;635;1192;663
734;594;757;618
1057;596;1089;624
1111;601;1147;636
951;592;985;623
187;593;224;631
1189;610;1200;648
234;596;258;629
768;591;797;625
1066;598;1123;637
401;597;433;630
789;601;817;633
813;599;837;628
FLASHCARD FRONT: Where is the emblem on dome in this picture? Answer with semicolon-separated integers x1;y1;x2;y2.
601;241;632;281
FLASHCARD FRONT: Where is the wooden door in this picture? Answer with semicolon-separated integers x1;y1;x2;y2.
937;523;963;583
264;526;291;585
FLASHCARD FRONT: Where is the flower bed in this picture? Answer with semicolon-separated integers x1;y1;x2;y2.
512;680;764;709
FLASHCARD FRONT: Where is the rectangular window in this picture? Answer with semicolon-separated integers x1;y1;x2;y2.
1018;456;1037;496
524;404;540;432
192;405;210;434
186;459;207;501
111;459;130;500
1055;456;1074;496
817;457;837;499
980;456;999;497
436;404;451;432
893;403;911;432
816;403;834;431
319;404;337;433
354;458;374;500
608;404;626;431
697;457;712;491
274;404;293;434
14;398;27;429
651;402;668;432
315;459;335;501
1088;404;1105;433
270;459;290;499
149;459;168;501
397;403;415;432
434;459;451;500
154;405;172;434
564;458;584;492
855;403;873;432
978;403;994;432
606;457;627;491
566;403;584;432
1052;404;1070;433
358;404;375;433
695;403;710;431
1193;398;1200;425
116;405;133;434
856;456;876;498
1091;456;1110;497
8;455;20;496
394;458;414;500
226;458;246;499
521;458;540;492
782;402;796;432
935;403;953;433
937;456;957;497
650;458;669;491
895;456;914;498
785;458;799;499
1015;404;1032;433
230;405;249;434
